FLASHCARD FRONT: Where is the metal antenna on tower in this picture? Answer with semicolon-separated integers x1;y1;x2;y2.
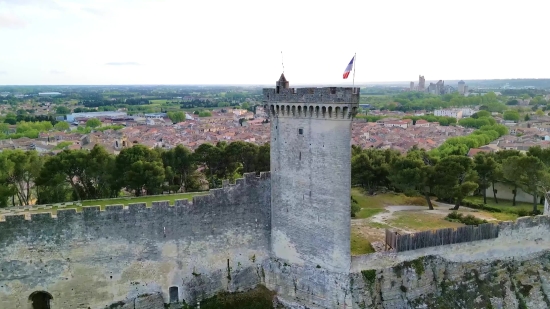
281;51;285;73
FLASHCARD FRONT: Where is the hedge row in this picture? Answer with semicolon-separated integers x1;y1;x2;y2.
461;200;502;213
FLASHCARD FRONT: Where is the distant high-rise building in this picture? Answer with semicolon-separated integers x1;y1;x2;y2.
427;80;445;95
410;81;414;91
418;75;425;91
458;80;466;95
436;80;444;94
464;85;469;94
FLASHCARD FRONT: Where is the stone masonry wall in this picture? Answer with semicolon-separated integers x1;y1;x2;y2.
267;87;356;274
0;172;271;309
270;114;352;274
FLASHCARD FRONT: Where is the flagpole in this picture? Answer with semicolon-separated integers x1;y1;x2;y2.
352;53;356;92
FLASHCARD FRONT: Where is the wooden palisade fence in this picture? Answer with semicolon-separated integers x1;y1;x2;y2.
385;223;500;252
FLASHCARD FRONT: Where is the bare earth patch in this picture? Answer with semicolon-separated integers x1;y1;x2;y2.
351;198;517;255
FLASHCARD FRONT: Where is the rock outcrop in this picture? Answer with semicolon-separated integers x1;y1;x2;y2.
351;251;550;309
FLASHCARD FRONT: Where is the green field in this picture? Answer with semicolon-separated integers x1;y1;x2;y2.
149;99;169;104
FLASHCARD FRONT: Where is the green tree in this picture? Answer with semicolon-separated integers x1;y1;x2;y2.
471;110;491;118
513;156;549;213
225;141;260;175
85;118;102;128
473;153;498;204
193;142;230;188
257;143;270;173
351;149;397;193
84;145;119;199
167;111;185;123
524;114;531;121
115;145;165;196
501;155;524;206
125;160;166;196
198;111;212;117
434;155;478;210
0;123;8;133
527;146;550;167
388;152;436;210
54;121;70;131
36;146;116;202
55;106;70;115
503;110;520;122
37;149;88;201
161;145;196;192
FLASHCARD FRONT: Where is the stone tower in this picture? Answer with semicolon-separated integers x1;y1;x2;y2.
263;75;359;273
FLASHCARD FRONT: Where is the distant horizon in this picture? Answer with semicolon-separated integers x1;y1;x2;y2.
1;77;550;88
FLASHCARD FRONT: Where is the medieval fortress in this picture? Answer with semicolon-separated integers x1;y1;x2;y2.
1;75;550;309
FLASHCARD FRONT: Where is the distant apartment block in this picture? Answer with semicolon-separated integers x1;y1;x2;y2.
434;109;463;119
460;108;475;117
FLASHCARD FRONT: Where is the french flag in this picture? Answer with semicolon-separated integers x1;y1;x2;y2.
343;55;355;79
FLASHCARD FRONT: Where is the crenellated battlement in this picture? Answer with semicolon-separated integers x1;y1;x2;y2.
262;87;359;120
0;172;271;225
263;87;359;103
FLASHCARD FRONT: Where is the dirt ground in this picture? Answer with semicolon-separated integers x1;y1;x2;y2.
352;202;505;252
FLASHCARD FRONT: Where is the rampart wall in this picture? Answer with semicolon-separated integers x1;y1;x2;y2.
349;216;550;309
0;172;271;309
352;215;550;271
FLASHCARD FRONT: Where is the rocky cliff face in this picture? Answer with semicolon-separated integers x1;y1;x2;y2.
351;251;550;309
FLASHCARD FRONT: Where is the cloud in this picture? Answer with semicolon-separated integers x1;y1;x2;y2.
0;71;7;75
0;0;61;9
0;14;27;29
81;7;107;16
105;62;141;66
50;70;64;74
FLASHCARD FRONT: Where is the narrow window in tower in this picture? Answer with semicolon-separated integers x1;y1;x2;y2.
298;128;303;135
299;152;301;160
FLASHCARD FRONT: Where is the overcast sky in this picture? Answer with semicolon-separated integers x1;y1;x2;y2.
0;0;548;85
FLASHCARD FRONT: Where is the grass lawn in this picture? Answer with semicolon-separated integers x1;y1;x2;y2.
389;212;463;231
24;192;206;215
352;188;430;219
481;211;519;221
80;192;205;208
463;196;538;214
351;229;375;255
356;208;385;219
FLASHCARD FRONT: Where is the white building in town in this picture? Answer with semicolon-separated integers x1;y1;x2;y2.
434;109;463;119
